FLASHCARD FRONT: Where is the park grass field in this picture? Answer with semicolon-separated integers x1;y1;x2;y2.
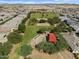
10;12;70;59
22;25;52;43
22;26;39;43
30;12;58;19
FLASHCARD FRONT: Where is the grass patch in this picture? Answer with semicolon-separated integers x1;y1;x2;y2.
30;13;42;19
22;26;39;43
30;12;58;19
22;25;52;43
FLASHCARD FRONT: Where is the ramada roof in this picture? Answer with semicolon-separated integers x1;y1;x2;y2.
48;33;57;43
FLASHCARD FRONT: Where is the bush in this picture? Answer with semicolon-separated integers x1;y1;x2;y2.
7;32;22;44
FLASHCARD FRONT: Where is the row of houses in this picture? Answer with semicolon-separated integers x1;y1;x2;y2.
0;11;28;43
60;16;79;53
60;16;79;32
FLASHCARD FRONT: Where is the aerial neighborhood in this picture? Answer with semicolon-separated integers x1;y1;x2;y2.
0;4;79;59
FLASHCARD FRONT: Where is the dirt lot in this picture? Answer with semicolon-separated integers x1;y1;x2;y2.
30;49;76;59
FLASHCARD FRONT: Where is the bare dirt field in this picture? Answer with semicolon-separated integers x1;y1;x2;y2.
30;49;76;59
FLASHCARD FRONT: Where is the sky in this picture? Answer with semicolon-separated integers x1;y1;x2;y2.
0;0;79;4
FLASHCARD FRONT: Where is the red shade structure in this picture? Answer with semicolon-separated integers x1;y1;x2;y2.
48;33;57;43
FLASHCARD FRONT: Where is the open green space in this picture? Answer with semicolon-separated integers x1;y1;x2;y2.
8;12;71;59
22;26;38;43
22;25;52;43
30;12;58;19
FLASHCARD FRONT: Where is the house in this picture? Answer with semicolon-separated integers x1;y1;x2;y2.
62;33;79;53
48;33;57;43
64;19;79;32
59;16;79;32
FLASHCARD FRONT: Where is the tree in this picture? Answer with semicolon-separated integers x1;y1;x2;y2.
47;17;60;25
18;23;26;33
22;17;28;24
29;18;37;25
7;32;22;44
39;20;47;23
0;56;8;59
18;45;32;59
37;27;50;34
35;42;58;54
0;42;12;59
76;32;79;37
2;42;13;55
0;43;3;55
56;34;69;50
47;18;54;25
0;18;3;21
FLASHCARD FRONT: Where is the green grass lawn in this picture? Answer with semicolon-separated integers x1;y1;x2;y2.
30;13;42;19
22;26;39;43
22;25;52;43
30;12;58;19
